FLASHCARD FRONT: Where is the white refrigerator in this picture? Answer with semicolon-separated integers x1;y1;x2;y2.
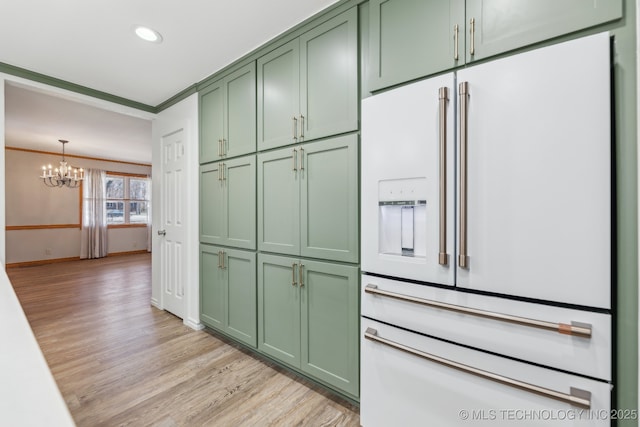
361;32;613;426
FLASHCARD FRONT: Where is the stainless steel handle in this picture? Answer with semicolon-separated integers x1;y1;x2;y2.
364;284;592;338
458;81;469;269
299;115;305;139
364;327;591;409
438;87;449;266
453;24;459;60
293;116;298;141
222;138;226;157
157;230;166;236
470;18;475;56
218;163;222;181
292;149;298;171
292;263;298;286
220;251;226;270
299;147;304;171
299;262;304;287
218;139;222;157
217;251;222;269
221;163;226;181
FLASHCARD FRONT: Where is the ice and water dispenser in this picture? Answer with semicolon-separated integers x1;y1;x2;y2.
378;178;427;258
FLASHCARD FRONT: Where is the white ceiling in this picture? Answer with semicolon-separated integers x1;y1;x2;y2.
2;0;340;163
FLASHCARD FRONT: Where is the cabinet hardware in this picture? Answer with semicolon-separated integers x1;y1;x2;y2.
364;327;591;409
364;284;592;338
299;115;305;139
438;87;449;266
222;138;227;157
221;251;226;269
218;163;222;181
217;251;222;269
221;163;226;181
453;24;459;60
292;148;298;171
470;18;475;56
299;147;304;171
458;82;469;269
292;263;298;286
293;116;298;141
299;263;304;287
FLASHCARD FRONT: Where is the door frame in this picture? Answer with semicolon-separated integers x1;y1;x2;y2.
151;93;201;330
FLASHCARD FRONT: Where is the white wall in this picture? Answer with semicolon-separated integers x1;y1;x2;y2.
4;148;152;264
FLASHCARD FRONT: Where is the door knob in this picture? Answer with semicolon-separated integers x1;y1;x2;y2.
157;230;166;236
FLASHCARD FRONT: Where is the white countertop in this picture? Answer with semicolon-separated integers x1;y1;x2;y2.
0;264;75;426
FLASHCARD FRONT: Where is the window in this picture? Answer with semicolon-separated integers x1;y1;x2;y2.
106;174;150;225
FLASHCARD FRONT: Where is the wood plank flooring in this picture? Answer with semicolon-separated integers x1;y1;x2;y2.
7;254;360;426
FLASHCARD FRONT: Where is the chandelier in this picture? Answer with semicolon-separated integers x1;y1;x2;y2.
40;140;84;188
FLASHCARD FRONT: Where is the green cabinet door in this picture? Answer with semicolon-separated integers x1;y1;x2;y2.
200;244;225;330
300;8;358;142
368;0;465;92
300;135;359;263
300;259;359;398
465;0;622;63
199;80;225;163
225;155;256;250
224;248;257;347
200;162;225;245
257;147;300;256
257;40;300;151
258;253;301;366
225;63;256;158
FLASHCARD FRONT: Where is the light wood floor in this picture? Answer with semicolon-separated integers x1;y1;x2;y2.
8;254;360;426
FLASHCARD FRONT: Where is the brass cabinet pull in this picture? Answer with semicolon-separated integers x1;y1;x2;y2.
293;116;298;141
438;87;449;266
292;148;298;171
299;115;305;139
453;24;459;60
364;284;592;338
364;327;592;409
470;18;475;56
299;263;304;287
292;263;298;286
299;147;304;171
458;82;469;269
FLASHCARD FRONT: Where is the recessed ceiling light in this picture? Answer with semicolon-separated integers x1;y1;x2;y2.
135;26;163;43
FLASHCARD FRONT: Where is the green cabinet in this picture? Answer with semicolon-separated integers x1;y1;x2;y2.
257;8;358;150
257;253;359;398
201;244;257;347
200;154;256;250
465;0;622;63
368;0;621;92
200;63;256;163
257;134;358;263
368;0;464;92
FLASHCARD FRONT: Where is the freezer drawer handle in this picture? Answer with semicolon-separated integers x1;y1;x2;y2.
438;87;449;266
364;327;592;409
364;284;592;338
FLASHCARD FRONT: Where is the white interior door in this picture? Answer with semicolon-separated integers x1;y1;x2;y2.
157;128;186;318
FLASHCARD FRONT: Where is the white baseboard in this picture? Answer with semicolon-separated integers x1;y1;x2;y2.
184;318;204;331
150;298;161;309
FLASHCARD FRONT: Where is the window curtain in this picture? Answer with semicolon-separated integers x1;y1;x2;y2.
80;169;108;259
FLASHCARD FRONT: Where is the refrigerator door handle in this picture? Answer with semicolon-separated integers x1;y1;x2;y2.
438;87;450;266
364;284;592;338
458;82;469;269
364;327;592;409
